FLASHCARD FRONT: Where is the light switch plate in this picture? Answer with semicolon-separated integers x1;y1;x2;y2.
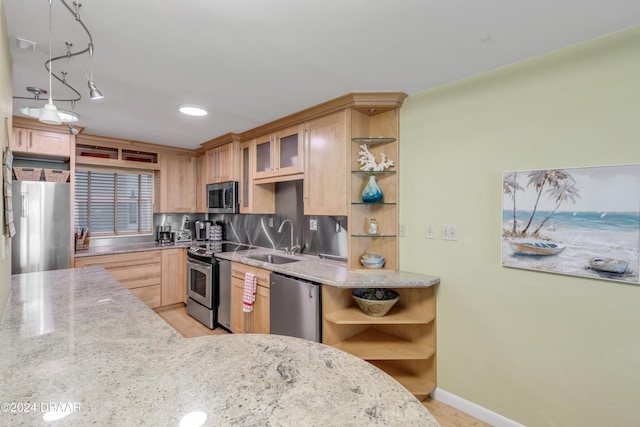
426;224;435;239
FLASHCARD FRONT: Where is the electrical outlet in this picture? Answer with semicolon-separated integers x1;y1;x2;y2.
399;223;407;237
310;218;318;231
166;215;173;224
426;224;435;239
268;217;273;228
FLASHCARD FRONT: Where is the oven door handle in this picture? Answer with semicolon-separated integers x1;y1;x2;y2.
187;258;213;273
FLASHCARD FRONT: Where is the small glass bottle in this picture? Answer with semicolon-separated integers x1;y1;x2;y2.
368;218;379;235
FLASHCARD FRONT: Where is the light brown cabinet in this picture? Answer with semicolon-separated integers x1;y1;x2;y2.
239;140;275;214
75;249;186;308
254;124;304;182
206;142;238;183
322;285;437;400
75;251;163;308
230;262;270;334
158;152;196;212
196;154;207;212
161;248;187;306
12;127;71;158
75;134;160;170
303;110;348;216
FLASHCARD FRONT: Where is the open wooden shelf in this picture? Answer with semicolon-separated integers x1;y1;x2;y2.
325;305;435;325
333;328;435;360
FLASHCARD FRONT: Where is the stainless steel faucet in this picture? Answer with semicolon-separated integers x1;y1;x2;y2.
277;219;300;255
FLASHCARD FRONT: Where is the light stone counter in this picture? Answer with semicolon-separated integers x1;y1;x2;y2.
74;241;440;288
74;240;194;258
215;248;440;288
0;267;440;426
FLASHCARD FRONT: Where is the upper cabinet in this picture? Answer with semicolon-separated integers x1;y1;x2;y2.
239;140;275;214
12;127;71;159
196;154;207;212
254;124;304;182
206;142;238;184
303;110;348;216
75;134;160;170
157;151;197;213
198;133;240;185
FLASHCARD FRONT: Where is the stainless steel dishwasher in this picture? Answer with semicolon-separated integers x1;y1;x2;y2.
269;272;321;342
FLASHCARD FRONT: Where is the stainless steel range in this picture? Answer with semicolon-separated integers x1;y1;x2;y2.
186;242;253;330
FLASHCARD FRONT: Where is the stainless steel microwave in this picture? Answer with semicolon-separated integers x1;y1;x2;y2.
207;181;239;214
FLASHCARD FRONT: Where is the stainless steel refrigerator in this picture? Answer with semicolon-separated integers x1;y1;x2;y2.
11;181;71;274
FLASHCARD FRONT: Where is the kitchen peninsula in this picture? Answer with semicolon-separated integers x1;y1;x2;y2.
0;267;439;426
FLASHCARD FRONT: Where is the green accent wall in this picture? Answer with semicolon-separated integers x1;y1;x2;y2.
400;26;640;426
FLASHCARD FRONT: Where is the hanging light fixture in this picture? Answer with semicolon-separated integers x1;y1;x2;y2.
14;0;103;123
85;43;103;100
39;0;61;125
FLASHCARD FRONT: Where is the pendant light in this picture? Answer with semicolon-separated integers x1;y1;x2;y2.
39;0;61;125
86;43;103;100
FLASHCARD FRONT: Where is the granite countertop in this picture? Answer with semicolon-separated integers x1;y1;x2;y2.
74;240;194;257
75;241;440;288
215;248;440;288
0;268;439;426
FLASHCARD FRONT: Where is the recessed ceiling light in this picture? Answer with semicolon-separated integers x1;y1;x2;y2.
179;104;207;116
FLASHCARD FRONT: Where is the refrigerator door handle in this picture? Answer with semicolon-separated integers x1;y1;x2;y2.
22;194;28;217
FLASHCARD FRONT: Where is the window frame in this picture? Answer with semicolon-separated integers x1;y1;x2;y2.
75;166;154;237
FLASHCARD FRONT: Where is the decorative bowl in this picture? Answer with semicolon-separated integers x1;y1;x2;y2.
351;288;400;317
360;253;385;269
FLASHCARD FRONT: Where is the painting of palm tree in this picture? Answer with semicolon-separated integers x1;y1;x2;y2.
502;164;640;285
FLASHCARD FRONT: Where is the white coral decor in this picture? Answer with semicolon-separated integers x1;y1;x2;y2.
357;144;395;172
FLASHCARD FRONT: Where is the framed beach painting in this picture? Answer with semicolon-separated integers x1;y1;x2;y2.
502;164;640;285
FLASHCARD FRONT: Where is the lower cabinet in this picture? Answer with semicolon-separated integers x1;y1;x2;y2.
230;262;270;334
75;249;186;309
161;248;187;306
322;285;437;400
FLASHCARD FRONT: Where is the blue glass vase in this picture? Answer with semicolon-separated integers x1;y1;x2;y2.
361;175;383;203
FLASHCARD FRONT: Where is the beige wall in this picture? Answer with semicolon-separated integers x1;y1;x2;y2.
400;26;640;426
0;0;12;320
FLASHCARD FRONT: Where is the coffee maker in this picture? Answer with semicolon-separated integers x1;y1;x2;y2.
194;220;211;241
156;225;172;244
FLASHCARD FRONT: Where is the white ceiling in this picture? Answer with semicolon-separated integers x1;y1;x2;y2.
5;0;640;150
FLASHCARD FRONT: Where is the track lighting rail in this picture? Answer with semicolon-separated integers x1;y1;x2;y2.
13;0;102;107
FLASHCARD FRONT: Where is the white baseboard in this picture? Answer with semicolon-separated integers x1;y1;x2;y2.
430;388;526;427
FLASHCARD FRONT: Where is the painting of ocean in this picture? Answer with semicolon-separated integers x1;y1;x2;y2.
502;164;640;284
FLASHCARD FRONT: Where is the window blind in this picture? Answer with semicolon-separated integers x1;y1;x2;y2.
75;169;153;236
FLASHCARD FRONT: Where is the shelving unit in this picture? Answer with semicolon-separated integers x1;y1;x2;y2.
348;109;400;271
322;285;437;400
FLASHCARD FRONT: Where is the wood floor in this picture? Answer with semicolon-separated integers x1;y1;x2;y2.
154;304;491;427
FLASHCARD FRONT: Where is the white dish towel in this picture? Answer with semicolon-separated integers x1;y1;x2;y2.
242;272;257;312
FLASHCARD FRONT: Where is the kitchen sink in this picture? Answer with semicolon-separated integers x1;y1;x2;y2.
246;254;300;264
